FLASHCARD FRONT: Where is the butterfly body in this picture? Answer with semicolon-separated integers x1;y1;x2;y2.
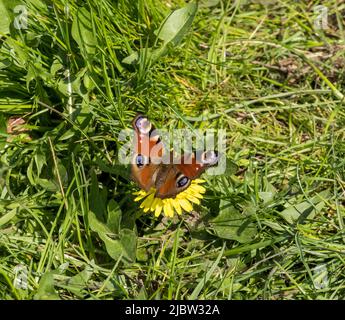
131;115;218;199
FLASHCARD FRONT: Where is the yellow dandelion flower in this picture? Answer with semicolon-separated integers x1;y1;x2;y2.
133;179;206;217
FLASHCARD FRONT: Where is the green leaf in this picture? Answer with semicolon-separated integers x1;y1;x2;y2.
88;210;111;235
34;151;46;177
89;170;106;221
123;3;197;65
88;172;136;262
58;129;75;141
122;48;158;65
50;58;63;76
34;271;60;300
36;178;58;191
4;38;29;68
118;229;137;261
71;6;97;56
67;266;93;297
0;0;11;34
279;190;330;224
156;2;198;46
91;217;136;262
57;69;86;97
122;51;139;65
0;209;16;227
259;192;275;204
107;199;121;234
262;220;285;232
135;287;148;299
209;200;257;243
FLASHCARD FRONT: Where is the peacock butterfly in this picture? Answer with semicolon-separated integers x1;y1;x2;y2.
131;115;219;199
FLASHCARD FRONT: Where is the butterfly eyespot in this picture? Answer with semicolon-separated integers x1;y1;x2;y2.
201;150;218;165
136;154;147;168
135;116;152;134
176;175;189;188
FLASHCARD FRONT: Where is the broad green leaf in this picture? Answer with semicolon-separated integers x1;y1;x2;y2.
58;129;75;141
0;0;11;34
83;72;95;91
122;51;139;65
313;264;329;290
0;209;16;227
1;1;23;34
35;178;58;191
279;190;330;224
88;172;136;262
122;48;159;65
71;6;97;56
89;170;107;221
223;158;238;176
135;287;148;299
67;266;93;297
118;229;137;261
209;200;257;243
262;220;285;231
123;3;197;65
34;271;60;300
259;182;277;204
88;210;111;236
156;2;198;46
3;38;29;68
50;58;63;76
57;69;86;97
259;192;275;204
34;152;46;177
93;222;136;262
107;199;121;234
53;162;68;188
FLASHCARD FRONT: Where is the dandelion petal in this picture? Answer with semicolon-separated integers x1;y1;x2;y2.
163;199;174;217
190;184;206;194
187;194;200;205
171;199;182;215
178;198;193;212
140;192;155;211
154;201;163;217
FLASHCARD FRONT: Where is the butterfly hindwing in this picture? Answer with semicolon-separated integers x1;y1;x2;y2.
154;163;192;199
176;151;219;179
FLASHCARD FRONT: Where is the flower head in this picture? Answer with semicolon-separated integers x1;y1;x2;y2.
133;179;206;217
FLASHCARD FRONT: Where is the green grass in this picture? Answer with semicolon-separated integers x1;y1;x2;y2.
0;0;345;300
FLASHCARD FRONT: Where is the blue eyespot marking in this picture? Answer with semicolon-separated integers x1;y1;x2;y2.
177;175;189;188
135;117;151;134
136;154;146;168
